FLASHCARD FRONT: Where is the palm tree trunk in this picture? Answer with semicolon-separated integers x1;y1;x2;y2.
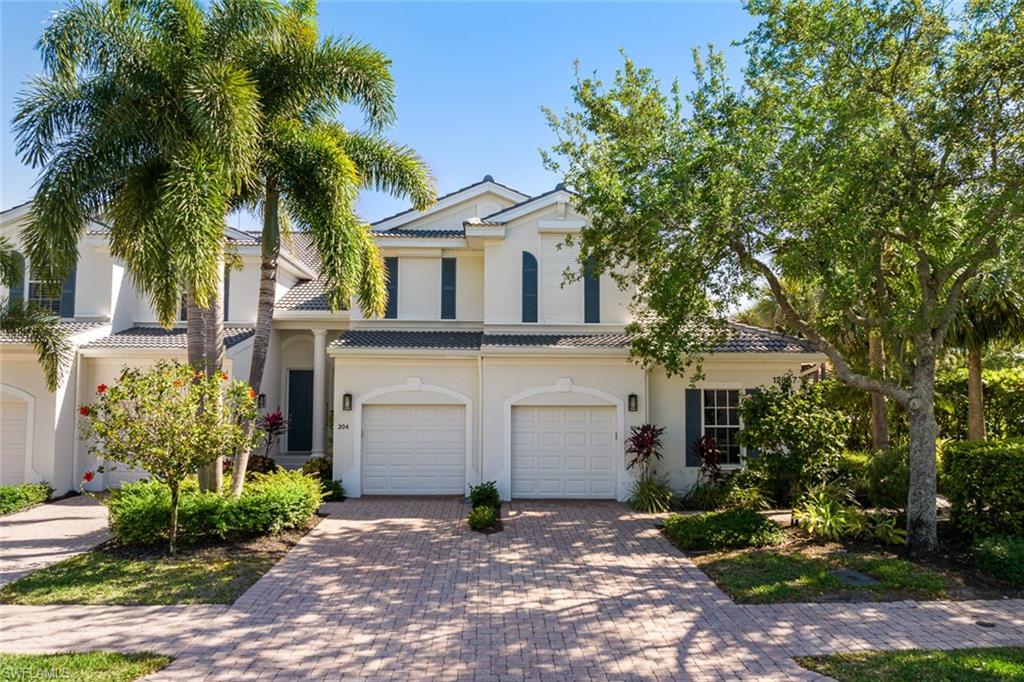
198;258;226;492
967;344;986;441
232;175;280;497
186;289;205;368
868;330;890;451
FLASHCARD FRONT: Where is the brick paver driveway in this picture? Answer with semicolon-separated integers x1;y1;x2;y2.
2;498;1022;680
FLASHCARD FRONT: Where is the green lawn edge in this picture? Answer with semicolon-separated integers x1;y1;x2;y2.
796;647;1024;681
0;651;172;682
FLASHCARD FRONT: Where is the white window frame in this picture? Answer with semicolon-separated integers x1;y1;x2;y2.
25;263;62;315
700;386;746;468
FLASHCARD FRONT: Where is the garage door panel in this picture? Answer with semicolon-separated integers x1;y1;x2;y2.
511;405;617;499
0;400;29;485
362;404;465;495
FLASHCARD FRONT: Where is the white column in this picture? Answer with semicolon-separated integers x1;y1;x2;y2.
311;329;327;457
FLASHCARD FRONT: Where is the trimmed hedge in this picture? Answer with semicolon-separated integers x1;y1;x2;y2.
973;536;1024;587
663;509;785;551
945;439;1024;538
0;483;52;516
108;469;323;547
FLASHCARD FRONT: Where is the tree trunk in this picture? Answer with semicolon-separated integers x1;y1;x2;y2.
868;330;890;451
186;289;205;369
198;260;226;493
966;344;986;441
169;482;180;555
232;175;280;497
906;356;939;558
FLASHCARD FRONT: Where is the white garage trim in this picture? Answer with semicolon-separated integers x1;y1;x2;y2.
503;379;626;501
0;383;41;484
351;378;473;497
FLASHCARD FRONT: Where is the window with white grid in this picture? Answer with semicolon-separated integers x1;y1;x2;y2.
703;389;742;465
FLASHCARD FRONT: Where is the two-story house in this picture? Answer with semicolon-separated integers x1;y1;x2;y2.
0;175;822;500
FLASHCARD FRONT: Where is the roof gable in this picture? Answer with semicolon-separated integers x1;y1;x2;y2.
372;176;528;232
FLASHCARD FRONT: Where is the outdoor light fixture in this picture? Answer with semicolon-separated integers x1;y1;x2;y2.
627;394;638;412
342;393;353;411
257;393;266;409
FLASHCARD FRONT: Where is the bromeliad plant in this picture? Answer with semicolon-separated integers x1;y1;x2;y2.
79;361;261;553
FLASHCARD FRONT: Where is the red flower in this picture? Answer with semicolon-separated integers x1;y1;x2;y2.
220;371;229;381
173;378;185;388
79;406;90;417
96;384;108;394
249;387;257;399
82;471;95;483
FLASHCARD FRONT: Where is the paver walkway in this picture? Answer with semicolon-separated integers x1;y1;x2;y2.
0;495;108;587
1;498;1022;680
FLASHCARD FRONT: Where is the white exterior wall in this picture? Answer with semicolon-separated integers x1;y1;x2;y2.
397;257;441;320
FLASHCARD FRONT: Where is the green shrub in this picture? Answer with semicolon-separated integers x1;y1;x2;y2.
793;485;864;540
468;480;501;511
674;480;731;511
973;535;1024;587
945;439;1024;538
838;450;872;502
0;483;52;516
663;508;785;551
108;470;323;548
936;367;1024;440
322;479;346;501
468;505;498;531
300;456;344;501
865;446;910;510
864;512;908;546
628;475;673;513
723;485;772;511
738;375;852;506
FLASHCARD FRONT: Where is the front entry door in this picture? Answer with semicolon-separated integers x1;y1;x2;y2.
287;369;314;452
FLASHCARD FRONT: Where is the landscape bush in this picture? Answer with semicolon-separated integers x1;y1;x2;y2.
300;456;345;501
738;375;852;506
467;505;498;532
628;475;674;513
864;446;910;510
973;535;1024;587
107;469;323;548
468;480;501;511
0;483;52;516
935;367;1024;440
793;485;863;540
662;508;784;551
945;439;1024;538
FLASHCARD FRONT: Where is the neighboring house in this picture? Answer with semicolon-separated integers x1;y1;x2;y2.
0;176;823;500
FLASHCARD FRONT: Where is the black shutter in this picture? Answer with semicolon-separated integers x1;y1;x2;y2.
584;256;600;323
522;251;537;323
59;266;76;318
8;251;25;310
384;257;398;319
441;257;456;319
744;388;760;458
223;266;230;321
685;389;702;466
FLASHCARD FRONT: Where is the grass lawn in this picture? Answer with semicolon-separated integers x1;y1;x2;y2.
797;647;1024;681
0;521;315;606
689;535;954;603
0;652;171;681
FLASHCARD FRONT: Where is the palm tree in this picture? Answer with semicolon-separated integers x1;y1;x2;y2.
0;236;71;391
229;1;435;494
946;267;1024;440
15;0;273;489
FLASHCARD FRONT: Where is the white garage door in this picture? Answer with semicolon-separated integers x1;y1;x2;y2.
512;406;617;499
362;404;466;495
0;399;29;485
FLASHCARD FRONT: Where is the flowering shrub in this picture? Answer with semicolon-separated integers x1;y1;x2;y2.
80;361;261;552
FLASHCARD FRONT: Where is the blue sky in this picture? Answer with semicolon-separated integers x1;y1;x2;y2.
1;1;755;228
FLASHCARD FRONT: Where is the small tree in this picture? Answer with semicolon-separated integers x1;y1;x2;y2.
738;376;852;507
80;361;259;553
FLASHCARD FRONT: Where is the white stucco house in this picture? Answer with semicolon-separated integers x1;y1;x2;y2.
0;175;823;500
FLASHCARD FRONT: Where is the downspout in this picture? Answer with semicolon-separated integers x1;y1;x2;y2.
477;353;484;485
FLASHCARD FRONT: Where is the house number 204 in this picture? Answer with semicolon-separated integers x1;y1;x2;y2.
337;424;350;430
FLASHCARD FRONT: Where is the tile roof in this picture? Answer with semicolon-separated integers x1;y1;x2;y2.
275;279;348;312
83;326;254;349
371;175;528;228
0;320;107;344
482;333;630;349
373;229;465;239
331;330;483;350
480;184;570;223
328;325;816;354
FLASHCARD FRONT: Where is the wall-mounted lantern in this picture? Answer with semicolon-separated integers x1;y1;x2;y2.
342;393;353;411
257;393;266;409
627;394;638;412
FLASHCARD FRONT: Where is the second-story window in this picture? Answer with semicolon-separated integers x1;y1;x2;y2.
384;257;398;319
583;256;600;323
441;257;456;320
522;251;538;323
27;263;74;317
